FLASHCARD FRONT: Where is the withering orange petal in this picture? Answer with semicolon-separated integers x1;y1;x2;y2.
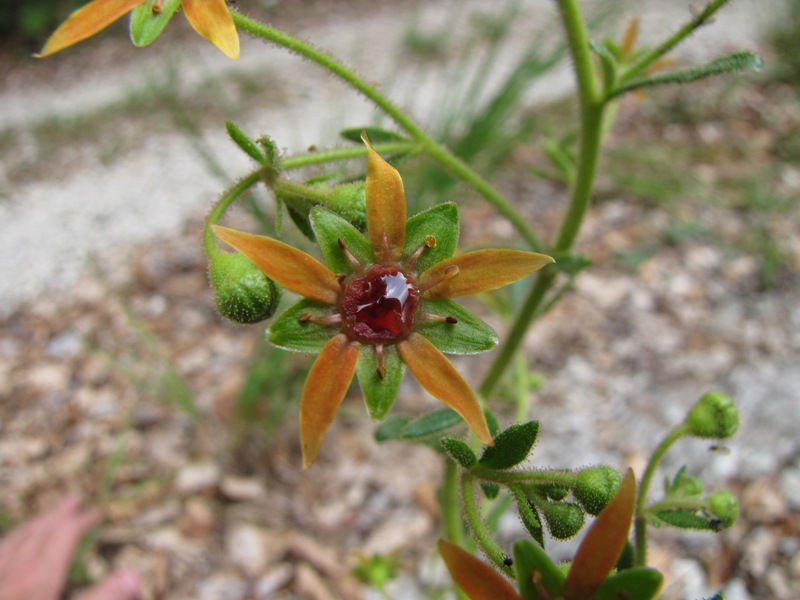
420;249;554;299
212;225;340;304
398;333;493;446
182;0;240;59
564;469;636;600
363;133;406;262
300;334;360;468
36;0;145;57
439;539;521;600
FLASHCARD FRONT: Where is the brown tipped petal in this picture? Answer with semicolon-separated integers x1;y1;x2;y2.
212;225;340;304
36;0;145;57
398;334;493;446
182;0;240;59
564;469;637;600
438;539;521;600
300;335;360;468
362;132;406;262
420;249;554;299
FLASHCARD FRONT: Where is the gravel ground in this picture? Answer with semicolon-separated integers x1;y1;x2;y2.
1;1;798;599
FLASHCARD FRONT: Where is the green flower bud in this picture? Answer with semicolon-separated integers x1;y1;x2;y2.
707;490;738;529
574;466;622;516
685;391;739;439
327;182;367;231
209;252;280;324
541;502;585;540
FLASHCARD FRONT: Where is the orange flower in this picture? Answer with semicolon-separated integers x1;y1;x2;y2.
37;0;239;59
213;134;553;467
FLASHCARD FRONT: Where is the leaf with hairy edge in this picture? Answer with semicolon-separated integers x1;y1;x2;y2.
130;0;181;47
356;344;404;420
341;127;407;144
403;203;459;275
441;437;477;469
310;207;374;274
268;300;338;353
512;539;564;600
479;422;540;470
511;488;545;548
591;568;663;600
655;510;720;531
416;299;498;355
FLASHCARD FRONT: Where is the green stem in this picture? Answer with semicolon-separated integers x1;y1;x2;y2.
470;466;576;488
480;0;605;399
204;169;264;256
634;423;689;567
232;12;543;252
460;472;514;578
618;0;733;84
282;142;421;170
442;460;465;546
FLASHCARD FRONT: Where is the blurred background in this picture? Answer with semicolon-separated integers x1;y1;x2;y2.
0;1;798;598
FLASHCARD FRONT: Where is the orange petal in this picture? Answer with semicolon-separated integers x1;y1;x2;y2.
398;333;493;446
212;225;340;304
564;469;636;600
182;0;240;59
363;133;406;262
438;539;521;600
420;249;554;299
36;0;145;57
300;334;360;468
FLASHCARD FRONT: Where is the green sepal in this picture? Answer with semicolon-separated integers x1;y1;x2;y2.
284;196;317;241
268;299;338;353
129;0;181;47
541;502;585;540
478;421;540;470
481;483;500;500
513;539;564;600
226;122;265;164
327;182;368;232
589;567;663;600
341;127;407;144
512;488;545;548
403;203;459;275
654;510;722;531
612;51;763;98
441;437;477;469
416;299;498;355
310;207;374;274
357;344;403;420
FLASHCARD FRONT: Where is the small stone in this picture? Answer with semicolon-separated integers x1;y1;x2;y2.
294;563;336;600
197;572;248;600
220;475;267;502
226;523;267;576
255;564;293;598
179;497;217;539
174;461;221;493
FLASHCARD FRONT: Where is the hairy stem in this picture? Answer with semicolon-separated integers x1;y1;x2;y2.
460;472;514;578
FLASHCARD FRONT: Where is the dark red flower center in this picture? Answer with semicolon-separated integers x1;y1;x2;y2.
340;264;420;343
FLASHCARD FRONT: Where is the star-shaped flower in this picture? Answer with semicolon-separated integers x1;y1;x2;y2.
37;0;239;59
212;135;553;467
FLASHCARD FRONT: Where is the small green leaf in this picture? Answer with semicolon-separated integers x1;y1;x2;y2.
357;344;404;420
590;567;663;600
374;416;410;441
441;437;477;469
481;483;500;500
512;488;545;548
268;299;338;353
403;203;459;275
654;510;720;530
341;127;407;144
416;299;498;355
513;539;564;600
284;196;316;241
226;122;265;164
398;408;463;439
479;421;540;470
129;0;181;47
612;51;763;98
310;207;375;274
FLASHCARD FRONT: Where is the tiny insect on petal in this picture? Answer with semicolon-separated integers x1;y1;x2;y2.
36;0;147;57
300;334;360;468
564;469;636;600
182;0;240;59
212;225;340;304
398;333;493;446
439;539;521;600
420;249;554;299
363;133;406;262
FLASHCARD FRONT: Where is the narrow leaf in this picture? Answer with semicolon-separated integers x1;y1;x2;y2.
439;539;522;600
341;127;407;144
590;567;663;600
512;539;564;600
479;422;540;470
655;510;720;531
511;489;545;548
374;416;410;442
356;344;404;420
225;121;265;164
416;299;498;355
400;408;462;439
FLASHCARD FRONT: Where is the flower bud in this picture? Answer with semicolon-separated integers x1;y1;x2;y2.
541;502;585;540
707;490;738;529
209;252;280;324
574;466;622;516
685;391;739;439
327;182;367;231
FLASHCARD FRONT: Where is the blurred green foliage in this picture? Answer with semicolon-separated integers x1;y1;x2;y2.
0;0;82;50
